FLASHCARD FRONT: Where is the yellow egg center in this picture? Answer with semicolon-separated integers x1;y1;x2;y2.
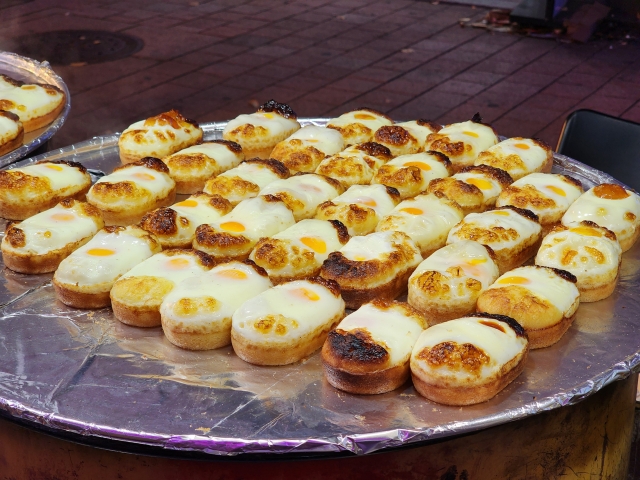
513;143;530;150
404;161;431;171
300;237;326;254
291;287;320;301
220;221;245;233
354;255;366;261
467;258;487;266
354;113;376;120
262;113;275;119
594;184;629;199
570;226;602;237
44;164;64;171
466;178;492;190
132;172;155;181
306;139;319;143
493;210;510;216
400;207;423;215
497;276;530;285
174;199;198;207
463;131;479;138
357;197;377;207
50;213;75;222
546;185;566;196
166;258;191;270
217;269;248;280
87;248;115;256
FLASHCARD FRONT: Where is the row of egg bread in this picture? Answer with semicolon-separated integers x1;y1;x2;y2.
1;101;640;407
0;73;67;156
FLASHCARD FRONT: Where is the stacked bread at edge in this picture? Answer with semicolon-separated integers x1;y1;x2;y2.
2;100;639;408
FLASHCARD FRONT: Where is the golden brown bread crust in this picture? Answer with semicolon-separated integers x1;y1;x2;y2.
321;254;417;309
323;361;409;395
0;110;24;156
111;276;174;327
411;346;528;406
163;321;232;351
2;201;103;273
53;279;113;309
0;161;91;221
579;266;620;302
231;310;343;366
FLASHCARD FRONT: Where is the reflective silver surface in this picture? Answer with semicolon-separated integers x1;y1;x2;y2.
0;121;638;456
0;51;71;167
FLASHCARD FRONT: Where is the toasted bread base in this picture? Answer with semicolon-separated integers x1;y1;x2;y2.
407;295;476;327
411;349;528;406
111;299;162;327
94;188;176;226
620;227;640;253
242;146;274;160
0;184;90;221
0;128;24;156
335;267;416;310
323;361;409;395
162;320;232;351
494;238;541;275
174;178;206;195
53;279;111;309
231;314;342;366
21;100;65;133
526;313;576;349
2;235;94;274
578;270;619;303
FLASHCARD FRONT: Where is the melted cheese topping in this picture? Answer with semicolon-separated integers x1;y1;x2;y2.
427;120;498;163
1;202;101;255
170;194;228;226
476;138;548;178
54;227;157;287
497;173;583;220
487;266;579;314
396;121;439;147
411;316;527;384
447;208;541;251
535;228;622;280
327;110;392;142
376;194;464;254
208;196;295;242
0;84;64;123
260;174;341;220
91;164;174;197
165;142;243;171
454;170;504;203
411;240;499;290
284;125;344;155
0;113;21;144
330;184;398;217
208;161;287;204
250;219;345;276
160;261;272;328
374;152;451;195
231;279;345;344
224;112;299;139
119;118;201;158
335;302;425;366
562;186;640;247
316;146;388;186
340;230;421;265
119;251;210;285
11;162;89;191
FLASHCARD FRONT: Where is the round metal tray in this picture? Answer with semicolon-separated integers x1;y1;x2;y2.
0;121;638;457
0;51;71;168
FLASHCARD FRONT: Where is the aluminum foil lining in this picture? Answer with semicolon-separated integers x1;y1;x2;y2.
0;120;638;457
0;51;71;168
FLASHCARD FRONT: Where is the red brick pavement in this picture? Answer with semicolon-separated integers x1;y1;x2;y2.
2;0;640;150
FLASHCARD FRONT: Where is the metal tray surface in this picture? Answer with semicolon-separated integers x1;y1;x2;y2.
0;51;71;168
0;120;639;457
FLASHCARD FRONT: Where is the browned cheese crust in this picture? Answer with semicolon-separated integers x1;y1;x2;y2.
231;309;344;366
327;109;392;144
320;239;419;309
428;177;484;215
88;157;176;226
373;126;419;156
476;283;576;349
315;201;378;236
0;110;24;156
119;110;202;164
0;160;91;220
2;200;103;274
203;159;290;204
411;345;528;406
163;140;242;194
193;223;252;262
476;138;553;180
271;140;327;174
